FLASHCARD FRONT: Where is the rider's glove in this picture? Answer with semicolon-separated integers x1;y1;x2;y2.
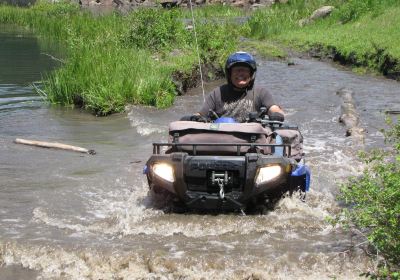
180;115;192;121
190;114;207;122
269;112;285;122
180;114;207;122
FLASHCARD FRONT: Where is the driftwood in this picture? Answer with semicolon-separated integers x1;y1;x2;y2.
385;110;400;115
14;138;96;155
337;88;365;145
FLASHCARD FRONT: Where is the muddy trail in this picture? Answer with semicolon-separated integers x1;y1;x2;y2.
1;25;399;279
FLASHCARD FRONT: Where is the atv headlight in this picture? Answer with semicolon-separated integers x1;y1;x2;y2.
152;163;175;183
255;165;282;185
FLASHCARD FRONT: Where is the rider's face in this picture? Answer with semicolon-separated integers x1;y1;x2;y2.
230;66;252;88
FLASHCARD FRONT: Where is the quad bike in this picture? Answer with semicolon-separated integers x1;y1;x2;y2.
144;109;310;213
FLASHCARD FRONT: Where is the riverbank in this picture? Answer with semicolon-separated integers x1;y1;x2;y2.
0;3;245;115
247;0;400;80
1;0;399;113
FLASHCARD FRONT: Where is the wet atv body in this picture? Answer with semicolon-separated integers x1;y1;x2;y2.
144;117;310;213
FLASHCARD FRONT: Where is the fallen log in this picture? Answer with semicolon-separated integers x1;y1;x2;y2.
385;110;400;115
337;88;365;145
14;138;96;155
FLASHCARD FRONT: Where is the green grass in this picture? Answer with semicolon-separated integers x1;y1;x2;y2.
179;4;245;18
246;0;400;77
239;39;288;59
0;2;243;115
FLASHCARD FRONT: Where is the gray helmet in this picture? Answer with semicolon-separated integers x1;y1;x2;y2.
225;51;257;89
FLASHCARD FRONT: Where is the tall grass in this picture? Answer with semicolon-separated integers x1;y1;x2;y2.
179;4;245;18
246;0;400;76
0;2;243;114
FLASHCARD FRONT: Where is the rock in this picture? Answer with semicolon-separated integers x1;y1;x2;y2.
88;0;100;6
310;6;335;21
260;0;274;6
287;60;295;66
251;3;266;9
232;0;246;7
298;6;334;27
337;88;365;145
160;0;181;7
79;0;288;13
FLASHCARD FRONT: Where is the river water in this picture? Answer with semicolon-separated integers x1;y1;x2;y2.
1;25;399;279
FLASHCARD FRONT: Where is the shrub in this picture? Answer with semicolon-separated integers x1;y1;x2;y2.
336;119;400;278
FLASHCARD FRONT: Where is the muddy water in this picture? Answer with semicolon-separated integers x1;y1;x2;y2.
1;26;400;279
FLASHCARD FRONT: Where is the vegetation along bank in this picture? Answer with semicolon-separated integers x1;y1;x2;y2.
0;3;246;114
248;0;400;78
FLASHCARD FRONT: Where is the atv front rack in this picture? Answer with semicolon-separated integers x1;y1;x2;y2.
152;142;292;156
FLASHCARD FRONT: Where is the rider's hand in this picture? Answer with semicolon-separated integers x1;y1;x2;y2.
180;114;207;122
269;112;285;122
190;114;207;122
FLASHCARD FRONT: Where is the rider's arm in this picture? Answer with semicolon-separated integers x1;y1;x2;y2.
198;89;218;117
268;105;284;115
257;87;285;117
268;105;285;122
180;89;217;121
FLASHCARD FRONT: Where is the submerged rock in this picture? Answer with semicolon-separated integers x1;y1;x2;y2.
337;88;365;145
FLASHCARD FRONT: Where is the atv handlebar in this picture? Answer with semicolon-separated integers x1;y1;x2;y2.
183;108;287;129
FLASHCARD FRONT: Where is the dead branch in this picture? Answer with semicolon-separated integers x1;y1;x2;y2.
14;138;96;155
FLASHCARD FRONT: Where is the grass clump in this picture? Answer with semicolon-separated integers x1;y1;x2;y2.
0;2;244;114
124;9;187;51
333;119;400;279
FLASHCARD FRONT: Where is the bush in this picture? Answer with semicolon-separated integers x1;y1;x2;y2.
336;119;400;278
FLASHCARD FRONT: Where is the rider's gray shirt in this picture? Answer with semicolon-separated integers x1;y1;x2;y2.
199;84;276;122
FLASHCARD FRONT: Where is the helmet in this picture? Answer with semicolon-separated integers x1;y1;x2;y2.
225;51;257;89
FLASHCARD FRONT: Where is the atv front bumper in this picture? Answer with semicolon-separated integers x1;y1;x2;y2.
145;152;305;211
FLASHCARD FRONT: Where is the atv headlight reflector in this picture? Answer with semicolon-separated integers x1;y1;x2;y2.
153;163;174;183
256;165;282;185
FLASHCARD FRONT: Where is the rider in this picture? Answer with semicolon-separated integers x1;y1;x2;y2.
185;51;285;123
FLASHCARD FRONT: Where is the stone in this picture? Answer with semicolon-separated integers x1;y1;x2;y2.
251;3;265;10
310;6;335;21
299;6;334;26
232;0;245;7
